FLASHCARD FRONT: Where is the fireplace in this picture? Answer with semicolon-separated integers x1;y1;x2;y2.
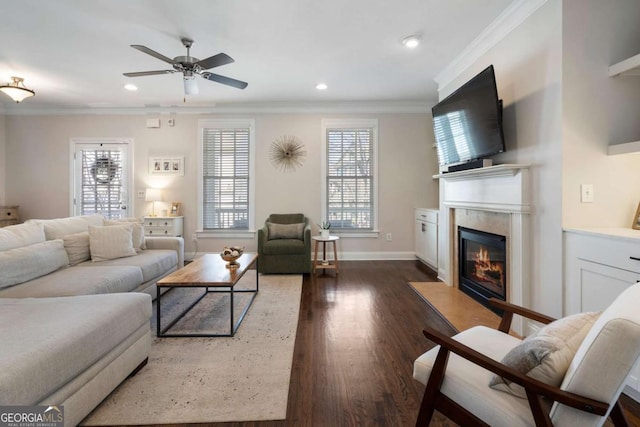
458;227;507;314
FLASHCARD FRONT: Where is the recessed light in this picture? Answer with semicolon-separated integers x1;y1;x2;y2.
124;84;138;91
315;83;328;90
402;35;421;49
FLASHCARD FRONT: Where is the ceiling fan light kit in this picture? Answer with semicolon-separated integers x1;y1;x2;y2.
0;76;35;103
124;38;248;96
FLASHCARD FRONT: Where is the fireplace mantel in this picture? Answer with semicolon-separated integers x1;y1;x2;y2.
436;163;531;335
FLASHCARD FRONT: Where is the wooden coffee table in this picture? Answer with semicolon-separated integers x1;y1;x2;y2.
156;253;258;337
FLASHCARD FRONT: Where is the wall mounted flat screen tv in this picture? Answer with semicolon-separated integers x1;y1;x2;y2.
432;65;505;167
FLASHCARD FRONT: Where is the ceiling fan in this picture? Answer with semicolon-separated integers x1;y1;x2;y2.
123;38;248;95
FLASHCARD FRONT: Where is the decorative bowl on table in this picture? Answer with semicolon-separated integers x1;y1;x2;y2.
220;246;244;268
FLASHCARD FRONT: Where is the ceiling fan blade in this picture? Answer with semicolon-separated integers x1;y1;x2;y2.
131;45;177;65
196;53;234;70
202;72;248;89
123;70;176;77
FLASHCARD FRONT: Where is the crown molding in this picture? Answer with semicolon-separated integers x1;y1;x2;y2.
0;100;434;116
434;0;548;94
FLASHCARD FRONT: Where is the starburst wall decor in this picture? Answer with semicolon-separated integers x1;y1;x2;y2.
269;135;307;172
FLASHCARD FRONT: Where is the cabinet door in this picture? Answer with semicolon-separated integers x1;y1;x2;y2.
415;220;426;261
577;259;638;312
424;221;438;269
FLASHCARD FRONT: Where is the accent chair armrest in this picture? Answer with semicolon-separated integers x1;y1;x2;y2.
488;298;556;334
421;327;609;420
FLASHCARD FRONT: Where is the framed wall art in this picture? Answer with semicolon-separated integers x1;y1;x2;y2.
632;202;640;230
170;202;182;217
149;156;184;176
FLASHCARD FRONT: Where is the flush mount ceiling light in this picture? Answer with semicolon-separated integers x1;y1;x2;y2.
315;82;328;90
0;76;35;103
401;35;421;49
124;83;138;91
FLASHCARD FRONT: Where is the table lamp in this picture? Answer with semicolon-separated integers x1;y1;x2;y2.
145;188;162;217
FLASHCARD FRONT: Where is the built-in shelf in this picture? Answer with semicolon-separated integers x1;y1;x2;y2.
608;140;640;156
609;53;640;77
608;54;640;153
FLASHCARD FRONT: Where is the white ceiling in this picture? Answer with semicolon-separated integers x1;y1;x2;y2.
0;0;513;112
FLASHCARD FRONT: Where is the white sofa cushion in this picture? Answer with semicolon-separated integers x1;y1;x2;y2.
89;224;137;262
61;231;91;265
27;214;104;240
79;249;177;282
0;240;69;289
0;222;45;251
104;219;145;251
0;265;144;298
0;293;151;405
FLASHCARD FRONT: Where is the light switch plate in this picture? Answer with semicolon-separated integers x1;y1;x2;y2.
581;184;594;203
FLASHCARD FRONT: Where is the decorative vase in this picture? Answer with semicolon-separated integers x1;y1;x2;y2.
320;229;330;238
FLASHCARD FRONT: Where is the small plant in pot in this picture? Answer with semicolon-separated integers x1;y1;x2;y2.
318;221;331;238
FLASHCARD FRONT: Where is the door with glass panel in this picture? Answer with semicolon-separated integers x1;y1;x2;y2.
71;139;132;219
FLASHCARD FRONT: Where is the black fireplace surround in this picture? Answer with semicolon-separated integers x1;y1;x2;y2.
458;227;507;315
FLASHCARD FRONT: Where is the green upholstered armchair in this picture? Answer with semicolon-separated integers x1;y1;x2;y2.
258;213;311;274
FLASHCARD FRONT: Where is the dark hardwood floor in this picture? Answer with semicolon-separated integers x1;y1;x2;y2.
135;260;640;427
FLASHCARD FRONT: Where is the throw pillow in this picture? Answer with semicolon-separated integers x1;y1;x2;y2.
61;231;91;265
104;218;145;252
0;240;69;289
88;224;137;262
267;222;305;240
489;311;600;398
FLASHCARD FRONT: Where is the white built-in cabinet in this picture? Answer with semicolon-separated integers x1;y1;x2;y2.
415;208;438;271
564;228;640;400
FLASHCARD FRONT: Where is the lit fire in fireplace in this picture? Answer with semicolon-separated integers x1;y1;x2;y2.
472;246;504;288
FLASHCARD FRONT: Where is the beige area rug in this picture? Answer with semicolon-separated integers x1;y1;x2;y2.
409;281;502;333
82;272;302;425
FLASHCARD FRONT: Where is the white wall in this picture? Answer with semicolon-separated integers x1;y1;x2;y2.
0;114;5;205
562;0;640;228
437;0;564;317
4;111;437;257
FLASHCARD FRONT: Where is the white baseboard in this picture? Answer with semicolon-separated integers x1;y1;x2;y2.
337;251;417;261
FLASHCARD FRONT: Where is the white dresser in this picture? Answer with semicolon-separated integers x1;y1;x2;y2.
564;227;640;399
143;216;184;237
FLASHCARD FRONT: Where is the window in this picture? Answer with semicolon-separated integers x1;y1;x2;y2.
71;139;132;219
321;119;378;236
198;119;255;236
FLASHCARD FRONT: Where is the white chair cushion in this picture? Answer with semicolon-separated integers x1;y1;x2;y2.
414;326;535;427
104;218;146;251
551;283;640;427
61;231;91;265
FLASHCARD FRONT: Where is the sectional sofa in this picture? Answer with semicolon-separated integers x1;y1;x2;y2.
0;214;184;426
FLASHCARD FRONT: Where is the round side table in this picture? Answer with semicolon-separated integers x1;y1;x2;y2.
312;235;340;275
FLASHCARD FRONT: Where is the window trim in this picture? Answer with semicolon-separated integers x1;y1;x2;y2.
321;118;379;238
197;118;256;239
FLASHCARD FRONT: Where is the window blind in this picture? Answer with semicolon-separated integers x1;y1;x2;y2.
326;128;373;229
202;128;250;230
80;150;123;219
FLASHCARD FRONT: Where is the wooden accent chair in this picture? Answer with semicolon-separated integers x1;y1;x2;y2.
413;283;640;427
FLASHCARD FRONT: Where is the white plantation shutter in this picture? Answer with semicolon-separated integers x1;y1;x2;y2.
202;127;250;230
72;140;131;220
326;125;375;230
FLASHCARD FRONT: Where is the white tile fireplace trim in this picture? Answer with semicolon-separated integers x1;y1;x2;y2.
436;164;531;335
